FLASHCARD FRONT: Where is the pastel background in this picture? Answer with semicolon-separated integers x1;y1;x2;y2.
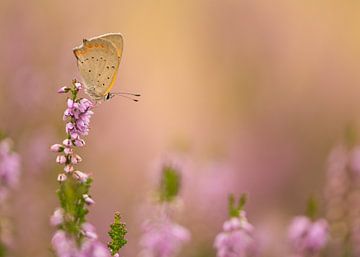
0;1;360;256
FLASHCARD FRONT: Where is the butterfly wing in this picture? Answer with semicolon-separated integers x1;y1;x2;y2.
73;37;120;100
97;33;123;58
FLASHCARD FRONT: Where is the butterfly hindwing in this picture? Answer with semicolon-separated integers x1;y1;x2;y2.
73;34;123;101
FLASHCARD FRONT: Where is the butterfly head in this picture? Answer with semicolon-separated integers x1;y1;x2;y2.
104;92;115;101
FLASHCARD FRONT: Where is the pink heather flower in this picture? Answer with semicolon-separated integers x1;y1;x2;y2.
52;230;78;257
140;216;190;257
74;82;82;90
63;97;93;139
82;223;98;240
56;155;67;164
71;154;82;164
57;173;67;182
51;208;64;226
350;146;360;176
64;165;74;173
83;194;95;205
214;211;257;257
63;139;72;147
288;216;328;255
58;86;70;93
81;240;112;257
64;147;73;155
73;170;89;182
0;139;21;200
74;139;85;147
52;225;111;257
51;144;64;152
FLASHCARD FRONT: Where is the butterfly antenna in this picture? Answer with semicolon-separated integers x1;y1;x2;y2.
117;94;139;102
113;92;141;97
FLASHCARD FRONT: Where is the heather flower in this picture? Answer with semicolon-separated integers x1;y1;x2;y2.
51;208;64;226
52;229;111;257
139;161;189;257
324;141;360;256
214;212;256;257
51;80;127;257
139;215;190;257
288;216;328;256
0;138;21;201
214;194;257;257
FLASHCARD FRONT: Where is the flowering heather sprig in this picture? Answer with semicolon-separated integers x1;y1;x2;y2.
214;194;257;257
50;80;123;257
288;216;328;257
324;134;360;256
139;212;190;257
0;138;20;202
139;162;190;257
0;136;21;256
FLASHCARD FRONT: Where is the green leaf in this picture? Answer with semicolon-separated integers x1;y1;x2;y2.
56;176;93;244
108;212;127;256
228;193;247;217
159;165;181;202
306;196;317;220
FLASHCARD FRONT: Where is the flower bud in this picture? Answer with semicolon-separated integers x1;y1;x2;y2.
57;86;70;93
83;194;95;205
74;82;82;90
63;147;73;155
50;144;64;152
64;165;74;173
71;154;82;164
50;208;64;226
56;155;67;164
62;139;72;147
57;173;67;182
73;170;89;182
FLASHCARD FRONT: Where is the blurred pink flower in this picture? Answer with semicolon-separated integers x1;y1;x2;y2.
139;214;190;257
214;211;257;257
52;229;111;257
288;216;328;256
0;138;20;201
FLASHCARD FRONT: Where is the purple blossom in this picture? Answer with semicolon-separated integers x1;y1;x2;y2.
214;211;257;257
0;138;21;201
52;229;111;257
51;208;64;226
139;215;190;257
288;216;328;255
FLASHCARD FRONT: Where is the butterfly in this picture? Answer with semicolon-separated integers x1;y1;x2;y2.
73;33;140;102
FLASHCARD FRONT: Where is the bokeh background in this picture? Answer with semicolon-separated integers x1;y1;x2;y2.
1;0;360;256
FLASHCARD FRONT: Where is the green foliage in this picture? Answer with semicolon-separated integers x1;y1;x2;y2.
108;212;127;256
228;193;247;218
306;196;318;220
345;123;357;148
56;176;92;244
0;131;7;142
0;241;6;257
159;165;181;202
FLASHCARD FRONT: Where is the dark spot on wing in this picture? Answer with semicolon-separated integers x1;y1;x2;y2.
107;77;110;79
91;57;94;59
111;66;115;69
98;74;101;76
88;70;91;72
106;66;109;69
